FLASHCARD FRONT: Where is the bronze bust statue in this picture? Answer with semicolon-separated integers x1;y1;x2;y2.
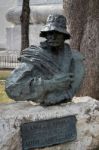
5;14;85;105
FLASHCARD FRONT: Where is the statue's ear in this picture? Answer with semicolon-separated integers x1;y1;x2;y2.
71;50;85;95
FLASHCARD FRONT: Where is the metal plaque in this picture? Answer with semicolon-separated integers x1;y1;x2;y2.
21;116;77;150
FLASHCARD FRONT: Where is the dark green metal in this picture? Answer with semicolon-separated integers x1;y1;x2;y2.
21;116;77;149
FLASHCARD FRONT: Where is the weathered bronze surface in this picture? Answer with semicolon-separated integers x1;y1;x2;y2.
5;14;85;105
21;116;77;149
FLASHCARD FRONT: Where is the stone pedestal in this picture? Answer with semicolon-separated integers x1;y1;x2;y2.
0;97;99;150
6;0;63;54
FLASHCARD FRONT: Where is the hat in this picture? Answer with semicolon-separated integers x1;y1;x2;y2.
40;14;71;39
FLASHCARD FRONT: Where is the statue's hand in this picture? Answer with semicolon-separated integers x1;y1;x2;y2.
54;73;74;89
44;73;74;92
54;73;73;81
31;73;74;100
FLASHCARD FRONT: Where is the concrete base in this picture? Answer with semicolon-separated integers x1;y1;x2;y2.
0;97;99;150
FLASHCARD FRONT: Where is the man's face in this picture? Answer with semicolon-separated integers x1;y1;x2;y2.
46;31;65;47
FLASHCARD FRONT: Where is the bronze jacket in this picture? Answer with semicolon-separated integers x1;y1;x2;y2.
5;42;85;105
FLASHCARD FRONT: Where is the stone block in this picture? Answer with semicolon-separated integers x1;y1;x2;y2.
0;97;99;150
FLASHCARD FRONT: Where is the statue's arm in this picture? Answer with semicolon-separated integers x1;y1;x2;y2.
5;63;74;102
64;51;85;100
43;73;74;92
42;56;85;105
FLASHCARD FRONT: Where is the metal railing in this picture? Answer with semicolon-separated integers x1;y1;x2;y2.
0;55;20;69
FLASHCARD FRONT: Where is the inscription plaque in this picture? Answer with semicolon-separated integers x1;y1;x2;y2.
21;116;77;150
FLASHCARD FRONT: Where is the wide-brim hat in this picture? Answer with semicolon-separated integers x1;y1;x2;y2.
40;14;71;39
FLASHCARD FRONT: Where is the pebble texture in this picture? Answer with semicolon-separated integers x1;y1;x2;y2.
0;96;99;150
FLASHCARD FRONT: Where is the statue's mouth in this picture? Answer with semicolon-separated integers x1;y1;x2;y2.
48;41;59;44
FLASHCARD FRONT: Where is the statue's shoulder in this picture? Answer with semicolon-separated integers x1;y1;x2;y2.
71;49;85;61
